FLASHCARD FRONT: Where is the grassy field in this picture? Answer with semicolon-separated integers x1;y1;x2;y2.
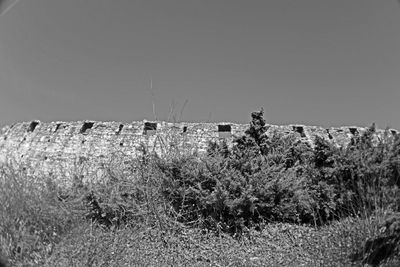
0;167;387;266
1;112;399;266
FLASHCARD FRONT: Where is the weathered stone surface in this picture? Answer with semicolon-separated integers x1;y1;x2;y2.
0;120;396;187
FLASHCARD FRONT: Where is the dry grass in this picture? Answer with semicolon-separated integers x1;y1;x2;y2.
0;158;393;267
40;216;384;267
1;121;399;266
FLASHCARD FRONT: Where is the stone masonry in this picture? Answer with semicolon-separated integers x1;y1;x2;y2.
0;120;398;187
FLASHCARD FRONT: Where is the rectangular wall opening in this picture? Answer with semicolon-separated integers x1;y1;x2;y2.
80;122;94;134
54;123;62;132
143;122;157;135
293;126;306;137
391;130;398;136
28;121;39;132
183;126;188;133
218;124;231;138
116;124;124;135
349;127;359;135
326;129;333;140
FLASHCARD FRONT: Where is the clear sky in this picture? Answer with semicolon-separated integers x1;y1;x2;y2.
0;0;399;129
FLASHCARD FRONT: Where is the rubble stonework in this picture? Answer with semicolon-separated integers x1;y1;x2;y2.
0;120;397;187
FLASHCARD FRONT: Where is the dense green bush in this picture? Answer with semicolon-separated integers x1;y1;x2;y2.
157;109;400;234
312;124;400;219
66;109;399;238
158;109;315;232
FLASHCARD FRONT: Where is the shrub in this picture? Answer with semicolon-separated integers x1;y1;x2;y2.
82;146;173;231
158;109;321;233
157;109;400;234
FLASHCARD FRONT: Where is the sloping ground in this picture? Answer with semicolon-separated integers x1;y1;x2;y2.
42;216;391;267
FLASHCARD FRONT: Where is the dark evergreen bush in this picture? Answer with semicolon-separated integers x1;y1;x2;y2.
157;109;400;234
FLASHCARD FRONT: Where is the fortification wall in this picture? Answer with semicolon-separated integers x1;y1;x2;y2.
0;120;397;187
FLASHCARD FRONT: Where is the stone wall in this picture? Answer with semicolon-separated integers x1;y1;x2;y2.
0;119;397;187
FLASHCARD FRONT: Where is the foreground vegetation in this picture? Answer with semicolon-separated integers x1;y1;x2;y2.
1;110;399;266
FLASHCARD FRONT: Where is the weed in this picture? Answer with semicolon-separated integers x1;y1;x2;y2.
0;109;399;265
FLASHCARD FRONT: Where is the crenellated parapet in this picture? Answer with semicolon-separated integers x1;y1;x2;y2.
0;120;397;187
